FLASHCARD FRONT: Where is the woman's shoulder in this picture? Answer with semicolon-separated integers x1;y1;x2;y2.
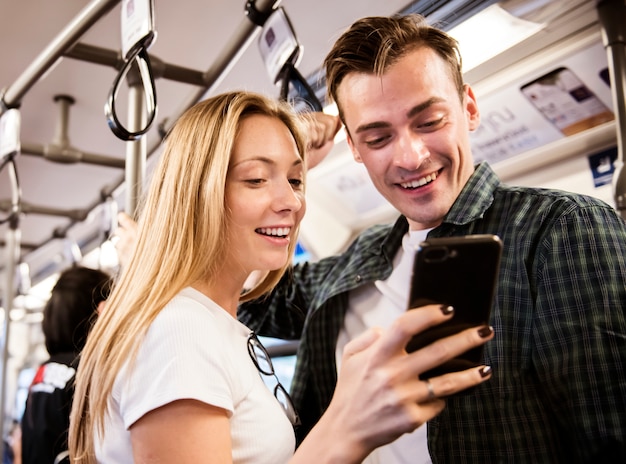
150;287;248;349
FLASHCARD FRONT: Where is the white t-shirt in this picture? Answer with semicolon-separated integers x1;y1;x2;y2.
336;229;433;464
96;287;295;464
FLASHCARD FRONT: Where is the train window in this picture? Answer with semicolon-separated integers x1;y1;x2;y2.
13;367;36;422
294;240;311;264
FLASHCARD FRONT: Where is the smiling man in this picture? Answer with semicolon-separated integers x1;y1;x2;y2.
338;45;479;231
239;13;626;464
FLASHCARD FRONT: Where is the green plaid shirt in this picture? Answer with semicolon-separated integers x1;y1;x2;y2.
239;162;626;463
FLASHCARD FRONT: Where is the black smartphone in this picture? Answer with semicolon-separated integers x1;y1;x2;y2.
406;235;502;379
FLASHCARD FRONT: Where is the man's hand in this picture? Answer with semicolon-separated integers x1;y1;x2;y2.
112;211;139;268
301;112;342;170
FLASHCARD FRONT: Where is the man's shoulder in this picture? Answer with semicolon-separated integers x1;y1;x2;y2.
302;219;402;284
355;221;397;242
496;183;616;212
310;221;394;270
343;217;405;257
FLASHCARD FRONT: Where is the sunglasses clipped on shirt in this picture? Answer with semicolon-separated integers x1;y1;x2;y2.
247;332;301;427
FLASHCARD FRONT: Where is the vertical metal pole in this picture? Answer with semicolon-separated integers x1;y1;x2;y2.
597;0;626;220
0;163;20;459
125;64;147;218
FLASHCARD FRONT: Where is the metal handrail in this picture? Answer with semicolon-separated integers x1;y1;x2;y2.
598;0;626;220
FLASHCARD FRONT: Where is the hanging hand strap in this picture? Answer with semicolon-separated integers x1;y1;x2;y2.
279;63;323;112
104;46;157;141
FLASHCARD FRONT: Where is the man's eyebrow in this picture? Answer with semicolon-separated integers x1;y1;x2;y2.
354;121;391;134
407;97;445;119
354;97;445;134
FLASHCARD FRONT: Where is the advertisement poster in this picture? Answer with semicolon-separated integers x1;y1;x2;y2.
471;42;613;165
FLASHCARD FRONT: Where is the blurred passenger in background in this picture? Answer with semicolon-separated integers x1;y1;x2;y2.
20;266;111;464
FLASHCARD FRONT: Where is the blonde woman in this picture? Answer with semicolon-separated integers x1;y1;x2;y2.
69;91;493;464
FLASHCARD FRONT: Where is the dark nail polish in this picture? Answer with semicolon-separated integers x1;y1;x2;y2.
440;305;454;315
480;366;492;378
477;325;494;338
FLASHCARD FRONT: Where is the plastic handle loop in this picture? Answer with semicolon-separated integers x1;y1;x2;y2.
279;63;323;112
104;47;157;141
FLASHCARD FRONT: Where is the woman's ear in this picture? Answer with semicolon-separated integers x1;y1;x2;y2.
97;300;107;314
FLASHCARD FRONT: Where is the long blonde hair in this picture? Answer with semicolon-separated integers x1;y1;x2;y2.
69;91;306;463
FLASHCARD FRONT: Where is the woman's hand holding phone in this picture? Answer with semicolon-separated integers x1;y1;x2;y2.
406;235;502;379
306;305;493;463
